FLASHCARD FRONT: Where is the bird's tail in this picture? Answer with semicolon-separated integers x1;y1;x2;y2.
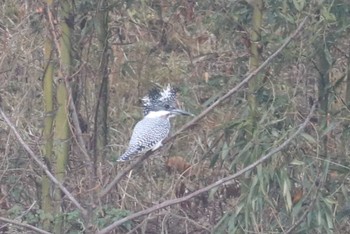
117;149;134;162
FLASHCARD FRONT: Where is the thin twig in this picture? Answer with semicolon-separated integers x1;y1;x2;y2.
0;108;88;216
0;217;52;234
97;103;316;234
99;16;309;197
66;84;91;163
17;201;36;220
46;6;62;64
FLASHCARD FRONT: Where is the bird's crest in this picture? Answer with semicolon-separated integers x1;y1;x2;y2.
141;84;178;115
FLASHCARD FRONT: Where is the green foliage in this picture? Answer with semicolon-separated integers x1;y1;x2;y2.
209;0;350;232
7;205;24;218
293;0;305;12
66;210;81;222
38;209;54;224
95;207;133;230
24;211;41;225
63;210;85;233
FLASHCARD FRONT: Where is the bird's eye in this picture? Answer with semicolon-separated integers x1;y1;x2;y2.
164;104;170;109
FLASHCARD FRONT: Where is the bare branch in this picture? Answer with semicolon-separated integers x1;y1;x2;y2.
0;217;52;234
66;83;91;162
99;152;150;197
99;16;309;197
171;16;309;138
98;102;316;234
46;6;62;65
0;108;88;216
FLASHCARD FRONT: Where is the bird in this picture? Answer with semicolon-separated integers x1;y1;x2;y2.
117;85;193;162
141;84;178;116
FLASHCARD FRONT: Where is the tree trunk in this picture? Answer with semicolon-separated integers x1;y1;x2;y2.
41;30;55;231
53;0;73;233
93;0;110;176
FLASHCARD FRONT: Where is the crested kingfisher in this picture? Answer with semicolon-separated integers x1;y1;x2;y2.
117;85;193;161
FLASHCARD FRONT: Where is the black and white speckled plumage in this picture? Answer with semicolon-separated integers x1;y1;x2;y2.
141;84;178;116
117;85;192;162
117;114;171;161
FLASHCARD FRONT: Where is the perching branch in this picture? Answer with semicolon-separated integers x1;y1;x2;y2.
98;103;316;234
0;107;88;216
99;16;309;197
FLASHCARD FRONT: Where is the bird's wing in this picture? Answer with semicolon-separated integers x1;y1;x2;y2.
129;117;170;148
118;118;170;161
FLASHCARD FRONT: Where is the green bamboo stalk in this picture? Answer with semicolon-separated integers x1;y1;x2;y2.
41;35;54;231
247;0;263;138
53;0;73;232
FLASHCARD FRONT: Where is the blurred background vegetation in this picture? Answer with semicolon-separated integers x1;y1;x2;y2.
0;0;350;233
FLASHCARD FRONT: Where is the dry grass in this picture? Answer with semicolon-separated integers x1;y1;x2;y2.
1;0;350;233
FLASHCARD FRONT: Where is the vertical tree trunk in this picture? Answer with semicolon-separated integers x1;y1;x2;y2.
53;0;73;233
93;0;109;175
41;28;54;231
53;84;70;234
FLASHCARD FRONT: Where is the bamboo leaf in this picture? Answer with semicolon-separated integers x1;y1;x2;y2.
324;45;333;65
290;159;305;166
301;133;317;144
293;0;305;11
321;6;336;22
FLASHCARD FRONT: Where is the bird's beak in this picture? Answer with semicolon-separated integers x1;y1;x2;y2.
171;109;194;116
